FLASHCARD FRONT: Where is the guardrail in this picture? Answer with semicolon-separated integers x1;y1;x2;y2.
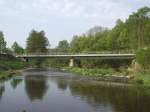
16;50;135;56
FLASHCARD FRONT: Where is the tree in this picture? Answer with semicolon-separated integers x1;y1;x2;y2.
70;35;80;52
57;40;69;52
136;48;150;69
126;7;150;49
0;31;6;53
86;26;107;36
11;41;24;54
106;19;130;51
26;30;50;53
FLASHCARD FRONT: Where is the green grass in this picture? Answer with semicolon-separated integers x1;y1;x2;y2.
134;72;150;87
0;71;12;79
65;67;150;87
0;59;27;70
0;59;27;80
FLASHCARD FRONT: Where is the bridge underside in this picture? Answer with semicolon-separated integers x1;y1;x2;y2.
17;54;135;67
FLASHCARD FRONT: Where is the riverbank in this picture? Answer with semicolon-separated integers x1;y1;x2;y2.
64;67;133;83
0;70;22;80
64;67;150;87
134;72;150;87
0;58;27;80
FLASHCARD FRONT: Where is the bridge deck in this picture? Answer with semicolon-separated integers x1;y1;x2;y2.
16;53;135;59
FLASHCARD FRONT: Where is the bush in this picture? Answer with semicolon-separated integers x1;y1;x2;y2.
67;67;119;76
136;78;144;84
134;73;150;87
136;48;150;69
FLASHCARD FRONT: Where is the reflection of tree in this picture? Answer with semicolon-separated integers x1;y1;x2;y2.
25;75;49;101
0;84;5;101
69;82;150;112
11;79;23;89
56;79;68;91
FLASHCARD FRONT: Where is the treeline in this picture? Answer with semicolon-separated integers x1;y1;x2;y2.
69;7;150;52
49;7;150;53
54;7;150;69
0;31;24;55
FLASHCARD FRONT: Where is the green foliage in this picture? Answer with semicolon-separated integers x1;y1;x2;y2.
0;58;26;80
0;31;6;53
43;59;68;68
126;7;150;49
57;40;69;52
134;73;150;87
26;30;50;53
11;41;24;54
69;7;150;53
136;48;150;69
67;67;118;76
0;71;12;79
27;58;45;68
0;59;27;70
63;7;150;69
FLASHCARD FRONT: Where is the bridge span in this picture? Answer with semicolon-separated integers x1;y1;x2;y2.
16;53;135;67
16;53;135;59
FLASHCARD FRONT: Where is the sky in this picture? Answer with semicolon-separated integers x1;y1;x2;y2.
0;0;149;48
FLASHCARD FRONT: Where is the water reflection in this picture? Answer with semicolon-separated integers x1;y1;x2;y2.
11;78;23;89
56;79;68;91
25;75;49;101
0;83;5;101
69;81;150;112
1;69;150;112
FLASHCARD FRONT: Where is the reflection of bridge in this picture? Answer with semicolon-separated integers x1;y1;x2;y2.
16;52;135;67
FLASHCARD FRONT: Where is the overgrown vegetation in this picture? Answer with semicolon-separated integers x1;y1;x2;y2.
65;67;128;77
0;59;27;70
0;58;27;79
0;71;12;79
134;72;150;87
69;7;150;52
134;48;150;86
136;48;150;70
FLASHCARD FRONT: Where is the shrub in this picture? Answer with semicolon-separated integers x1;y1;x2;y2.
134;73;150;87
136;48;150;69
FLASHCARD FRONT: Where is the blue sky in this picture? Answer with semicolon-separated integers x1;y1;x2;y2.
0;0;149;48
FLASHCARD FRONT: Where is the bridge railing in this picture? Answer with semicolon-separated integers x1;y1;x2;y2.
16;50;135;57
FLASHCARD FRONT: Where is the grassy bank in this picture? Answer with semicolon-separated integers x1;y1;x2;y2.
134;72;150;87
0;59;27;80
0;71;12;79
65;67;129;76
0;59;27;70
65;67;150;87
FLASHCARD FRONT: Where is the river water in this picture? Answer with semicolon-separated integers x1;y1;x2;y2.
0;69;150;112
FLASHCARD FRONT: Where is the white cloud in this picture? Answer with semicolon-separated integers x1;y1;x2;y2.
0;0;147;22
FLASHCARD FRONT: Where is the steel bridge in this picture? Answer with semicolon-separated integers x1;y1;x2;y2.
16;53;135;59
16;52;135;67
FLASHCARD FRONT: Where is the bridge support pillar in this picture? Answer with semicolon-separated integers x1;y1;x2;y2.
22;57;29;62
131;60;141;72
69;58;74;67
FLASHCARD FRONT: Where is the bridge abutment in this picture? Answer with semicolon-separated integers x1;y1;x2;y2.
22;57;29;62
69;58;74;67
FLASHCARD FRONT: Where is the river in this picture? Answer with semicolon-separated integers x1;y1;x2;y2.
0;69;150;112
